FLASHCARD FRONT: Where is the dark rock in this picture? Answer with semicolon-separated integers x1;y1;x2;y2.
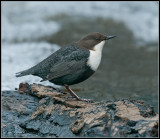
2;90;40;137
2;83;159;137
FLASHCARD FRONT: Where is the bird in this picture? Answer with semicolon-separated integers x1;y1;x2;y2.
16;32;116;102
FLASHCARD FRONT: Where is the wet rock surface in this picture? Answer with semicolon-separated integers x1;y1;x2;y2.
2;83;158;137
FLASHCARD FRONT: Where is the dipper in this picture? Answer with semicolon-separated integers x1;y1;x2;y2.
16;32;116;102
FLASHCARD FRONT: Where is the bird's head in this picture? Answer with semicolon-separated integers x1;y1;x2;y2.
76;32;116;51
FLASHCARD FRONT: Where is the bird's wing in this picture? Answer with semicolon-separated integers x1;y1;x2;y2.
41;47;89;81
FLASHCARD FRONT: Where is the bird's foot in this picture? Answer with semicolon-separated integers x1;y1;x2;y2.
66;96;94;103
64;84;94;102
77;97;94;103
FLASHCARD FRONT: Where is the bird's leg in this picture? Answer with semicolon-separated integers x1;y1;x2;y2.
64;84;80;99
64;84;94;102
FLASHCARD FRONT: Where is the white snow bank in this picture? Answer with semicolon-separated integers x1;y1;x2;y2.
2;42;60;90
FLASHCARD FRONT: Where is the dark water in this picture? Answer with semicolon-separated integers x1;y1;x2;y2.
40;15;158;112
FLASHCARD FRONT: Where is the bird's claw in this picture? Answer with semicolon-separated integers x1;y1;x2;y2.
77;97;94;103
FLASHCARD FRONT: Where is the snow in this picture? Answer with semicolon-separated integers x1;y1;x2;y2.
2;42;60;90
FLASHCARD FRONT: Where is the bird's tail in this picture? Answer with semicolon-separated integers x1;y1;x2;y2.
15;69;30;77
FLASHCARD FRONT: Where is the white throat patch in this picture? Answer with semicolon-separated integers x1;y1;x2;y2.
87;40;105;71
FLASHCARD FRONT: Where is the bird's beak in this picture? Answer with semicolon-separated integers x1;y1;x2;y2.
106;35;116;40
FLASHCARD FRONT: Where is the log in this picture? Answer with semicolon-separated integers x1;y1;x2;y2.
2;83;158;137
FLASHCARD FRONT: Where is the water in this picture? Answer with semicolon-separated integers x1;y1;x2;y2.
2;2;158;111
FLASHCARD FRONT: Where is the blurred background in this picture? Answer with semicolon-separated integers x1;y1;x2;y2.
2;2;158;111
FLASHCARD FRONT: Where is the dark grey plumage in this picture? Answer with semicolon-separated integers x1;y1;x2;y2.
16;43;94;85
16;32;116;102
